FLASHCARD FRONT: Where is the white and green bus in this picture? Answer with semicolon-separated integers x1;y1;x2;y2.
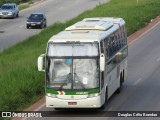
38;17;128;109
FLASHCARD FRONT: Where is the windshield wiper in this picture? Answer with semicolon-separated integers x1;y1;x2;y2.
59;73;72;90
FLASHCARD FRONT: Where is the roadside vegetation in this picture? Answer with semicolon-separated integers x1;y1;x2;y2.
0;0;160;112
18;3;30;10
0;0;40;10
0;0;30;4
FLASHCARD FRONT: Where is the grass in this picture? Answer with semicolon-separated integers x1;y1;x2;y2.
0;0;30;5
0;0;160;112
18;0;43;10
0;0;40;11
18;3;30;11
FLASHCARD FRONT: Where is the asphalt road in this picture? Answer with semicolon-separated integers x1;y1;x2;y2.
0;0;109;52
26;19;160;119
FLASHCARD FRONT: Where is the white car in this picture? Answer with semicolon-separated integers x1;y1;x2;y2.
0;3;19;19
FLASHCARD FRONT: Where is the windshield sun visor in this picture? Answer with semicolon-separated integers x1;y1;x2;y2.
47;43;99;57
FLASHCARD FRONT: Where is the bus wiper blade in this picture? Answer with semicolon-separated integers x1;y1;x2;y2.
59;73;72;91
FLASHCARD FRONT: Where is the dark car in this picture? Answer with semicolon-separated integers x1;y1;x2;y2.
0;3;19;19
26;13;47;29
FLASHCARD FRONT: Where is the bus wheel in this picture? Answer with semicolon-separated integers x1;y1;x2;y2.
99;87;108;110
116;73;123;94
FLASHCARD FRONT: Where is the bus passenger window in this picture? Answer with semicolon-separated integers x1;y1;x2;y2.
101;72;104;89
122;47;128;59
104;38;109;57
100;41;104;53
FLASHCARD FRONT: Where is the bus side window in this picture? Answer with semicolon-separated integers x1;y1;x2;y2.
118;30;122;49
114;31;119;52
104;37;109;58
124;27;127;45
101;72;104;89
107;57;117;73
117;32;120;50
107;60;112;73
122;47;128;59
113;39;116;55
109;36;114;57
120;27;123;47
108;40;112;57
100;41;104;53
122;26;127;47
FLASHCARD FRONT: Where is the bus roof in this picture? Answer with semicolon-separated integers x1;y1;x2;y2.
48;17;125;43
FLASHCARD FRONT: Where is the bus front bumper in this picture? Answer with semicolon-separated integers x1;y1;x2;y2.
46;95;102;108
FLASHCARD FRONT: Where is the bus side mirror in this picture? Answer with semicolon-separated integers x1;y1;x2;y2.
38;54;45;72
100;53;105;71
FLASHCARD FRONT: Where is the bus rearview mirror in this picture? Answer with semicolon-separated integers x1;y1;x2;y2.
100;53;105;71
38;54;45;72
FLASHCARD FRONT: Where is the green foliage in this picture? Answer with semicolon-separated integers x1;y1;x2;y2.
0;0;30;4
0;0;160;111
18;3;29;10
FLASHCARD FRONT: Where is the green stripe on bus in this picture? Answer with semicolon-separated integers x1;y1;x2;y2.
46;88;59;94
46;88;100;95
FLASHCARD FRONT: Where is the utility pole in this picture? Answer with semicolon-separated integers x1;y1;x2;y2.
137;0;138;4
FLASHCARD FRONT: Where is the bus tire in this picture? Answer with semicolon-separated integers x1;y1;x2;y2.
116;73;123;94
99;87;108;110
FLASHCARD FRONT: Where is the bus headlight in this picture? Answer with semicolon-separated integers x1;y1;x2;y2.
87;93;100;98
46;93;57;98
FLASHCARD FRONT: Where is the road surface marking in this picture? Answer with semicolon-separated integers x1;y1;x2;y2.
128;20;160;46
134;78;142;86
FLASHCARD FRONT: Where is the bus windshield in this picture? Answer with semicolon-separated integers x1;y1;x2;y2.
46;43;100;90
